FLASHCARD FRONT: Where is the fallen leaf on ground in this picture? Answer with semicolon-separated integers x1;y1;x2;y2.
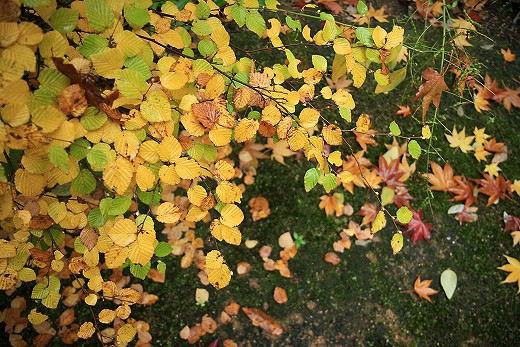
394;105;411;118
474;174;511;206
242;307;283;335
414;67;449;120
498;255;520;293
413;276;439;303
224;302;240;316
501;48;516;62
445;127;474;153
325;252;341;265
273;287;288;304
427;161;457;192
403;209;433;244
236;262;251;275
278;232;295;249
248;197;271;221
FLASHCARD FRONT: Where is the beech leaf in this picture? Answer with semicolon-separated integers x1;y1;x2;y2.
440;269;457;299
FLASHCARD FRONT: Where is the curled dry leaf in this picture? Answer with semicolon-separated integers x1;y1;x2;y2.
242;307;283;335
220;311;231;324
236;262;252;275
245;239;259;248
201;315;217;334
273;286;288;304
223;339;239;347
224;302;240;316
259;245;272;260
325;252;341;265
179;325;190;340
248;197;271;221
278;232;295;249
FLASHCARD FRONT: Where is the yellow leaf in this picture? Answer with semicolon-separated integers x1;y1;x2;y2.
0;240;16;258
28;309;48;325
105;246;128;268
103;157;134;195
322;124;342;146
213;160;235;181
422;125;431;139
287;127;308;151
220;204;244;227
108;219;137;247
114;30;145;57
127;230;156;266
118;288;141;305
48;202;67;223
209;125;233;146
175;157;201;179
138;140;160;163
234;118;259;143
372;26;387;48
501;48;516;63
158;136;182;162
31;105;67;133
91;48;126;79
384;26;404;49
14;169;45;196
356;114;371;132
216;181;242;204
261;104;282;126
161;70;189;90
117;323;137;343
114;131;140;159
445;126;474;153
156;202;182;224
78;322;95;339
18;268;36;282
299;108;320;128
371;210;386;234
498;254;520;293
136;165;156;191
333;38;351;55
205;250;232;289
188;185;207;205
331;89;355;109
205;74;225;99
186;205;208;222
158;165;181;185
391;233;403;255
85;293;98;306
210;219;241;245
98;309;116;324
140;90;172;123
328;151;342;166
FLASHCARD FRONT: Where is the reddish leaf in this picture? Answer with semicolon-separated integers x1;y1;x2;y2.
427;162;457;192
242;307;283;335
392;186;415;208
473;174;511;206
449;175;478;206
375;155;406;189
413;276;439;303
504;213;520;233
414;67;449;120
394;105;412;118
494;86;520;112
483;138;507;153
358;202;378;226
403;209;433;244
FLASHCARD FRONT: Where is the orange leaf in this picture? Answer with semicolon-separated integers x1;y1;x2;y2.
273;286;288;304
413;67;449;120
242;307;283;335
413;276;439;303
427;161;457;192
324;252;341;265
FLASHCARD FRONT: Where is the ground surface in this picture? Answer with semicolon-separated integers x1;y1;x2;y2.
2;1;520;346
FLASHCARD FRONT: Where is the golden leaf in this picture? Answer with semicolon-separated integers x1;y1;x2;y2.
127;231;156;266
356;114;371;132
187;185;207;205
205;250;232;289
98;309;116;324
114;131;140;159
216;181;242;204
175;157;201;179
287;127;308;151
0;267;18;290
105;246;128;268
138;140;160;163
28;309;48;325
116;323;137;343
210;219;242;245
322;124;342;146
220;204;244;227
391;233;403;255
298;108;320;128
85;293;98;306
136;165;156;191
205;74;226;99
14;169;45;196
214;160;235;180
209;125;233;146
234;118;259;143
371;210;386;234
108;219;137;247
0;240;16;258
158;165;181;185
118;288;141;305
103;157;134;195
91;48;126;79
156;202;182;224
77;322;95;339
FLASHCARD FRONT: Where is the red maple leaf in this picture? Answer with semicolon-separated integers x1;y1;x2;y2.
494;86;520;112
449;175;478;206
358;202;378;226
473;174;511;206
395;105;412;118
403;209;433;244
503;213;520;233
392;187;415;208
375;155;406;189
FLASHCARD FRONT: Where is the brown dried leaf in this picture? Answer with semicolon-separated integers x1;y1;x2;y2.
273;286;288;304
242;307;283;335
324;252;341;265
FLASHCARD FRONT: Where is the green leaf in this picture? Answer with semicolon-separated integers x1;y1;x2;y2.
246;11;266;37
0;165;6;182
71;169;96;195
130;262;151;280
203;144;217;162
389;121;401;136
78;34;110;58
124;56;152;80
115;69;149;99
157;261;166;274
440;269;457;300
375;66;407;93
396;206;413;224
312;55;327;73
322;20;339;42
408;140;421;159
88;208;105;228
87;143;110;169
192;19;213;36
339;108;351;122
357;0;368;15
198;39;217;57
107;196;132;215
136;187;162;205
48;145;69;172
85;0;114;32
154;242;173;257
43;228;64;248
50;7;79;34
38;68;70;97
230;4;247;27
304;168;320;192
32;283;49;300
187;141;204;161
381;186;395;206
285;16;302;32
355;27;374;46
70;138;90;161
322;173;337;193
21;0;50;8
195;1;211;19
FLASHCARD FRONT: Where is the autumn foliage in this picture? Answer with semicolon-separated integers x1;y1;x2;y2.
0;0;519;345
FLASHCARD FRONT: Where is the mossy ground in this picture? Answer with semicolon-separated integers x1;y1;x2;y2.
2;2;519;347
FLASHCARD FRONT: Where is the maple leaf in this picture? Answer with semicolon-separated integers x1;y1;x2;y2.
352;4;389;25
503;213;520;233
264;138;295;165
447;204;478;224
483;138;507;154
473;127;490;144
449;175;478;206
494;86;520;112
445;126;474;153
511;232;520;247
375;156;406;189
355;129;378;151
319;194;344;217
501;48;516;62
474;145;491;162
510;180;520;196
498;255;520;293
414;67;449;120
415;0;444;18
473;174;511;206
394;105;412;118
413;276;439;303
403;209;433;244
484;163;501;177
325;75;353;91
392;186;415;208
473;90;491;113
316;0;343;15
358;202;378;226
427;161;457;192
